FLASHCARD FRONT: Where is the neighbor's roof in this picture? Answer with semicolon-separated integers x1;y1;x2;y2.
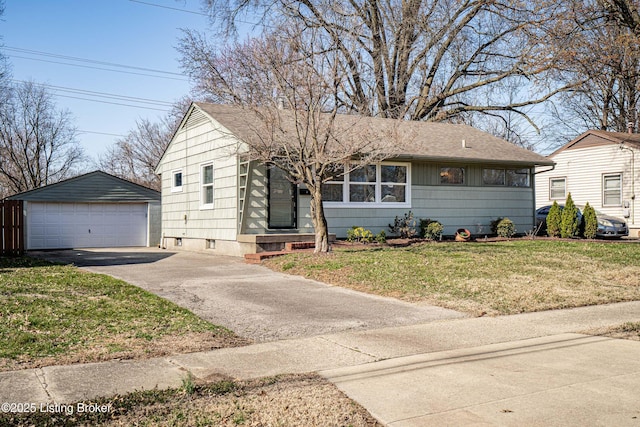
6;170;160;202
549;129;640;157
189;102;554;166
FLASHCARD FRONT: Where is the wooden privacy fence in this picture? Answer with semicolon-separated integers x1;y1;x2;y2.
1;200;24;256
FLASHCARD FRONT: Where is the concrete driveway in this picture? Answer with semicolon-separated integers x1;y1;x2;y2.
31;248;466;342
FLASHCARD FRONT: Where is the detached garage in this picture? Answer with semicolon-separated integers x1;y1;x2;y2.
7;171;161;250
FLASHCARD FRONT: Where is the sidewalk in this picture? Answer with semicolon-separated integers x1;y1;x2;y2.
1;301;639;425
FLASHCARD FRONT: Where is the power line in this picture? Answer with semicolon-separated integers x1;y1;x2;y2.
6;54;188;81
129;0;209;17
12;80;174;112
129;0;272;28
2;46;185;77
78;130;127;138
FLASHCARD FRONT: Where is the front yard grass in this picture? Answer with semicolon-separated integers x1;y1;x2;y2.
265;240;640;316
0;257;248;372
1;373;381;427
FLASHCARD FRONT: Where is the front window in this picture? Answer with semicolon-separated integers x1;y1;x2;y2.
603;174;622;206
440;167;465;185
483;169;506;186
550;177;566;200
201;164;214;208
171;170;183;192
323;162;410;206
506;169;530;187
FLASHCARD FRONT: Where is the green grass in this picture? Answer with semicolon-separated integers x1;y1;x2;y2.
265;240;640;315
0;256;240;369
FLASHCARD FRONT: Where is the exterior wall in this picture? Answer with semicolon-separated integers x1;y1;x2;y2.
323;186;534;238
156;109;240;251
244;162;536;238
535;144;639;235
147;201;162;247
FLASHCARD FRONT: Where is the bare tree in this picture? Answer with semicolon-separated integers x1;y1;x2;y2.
180;27;401;252
99;99;190;190
0;81;85;197
197;0;575;129
598;0;640;35
544;1;640;135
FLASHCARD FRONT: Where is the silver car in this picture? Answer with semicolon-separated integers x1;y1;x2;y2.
536;205;629;238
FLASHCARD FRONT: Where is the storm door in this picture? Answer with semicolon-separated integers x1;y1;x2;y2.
268;167;297;229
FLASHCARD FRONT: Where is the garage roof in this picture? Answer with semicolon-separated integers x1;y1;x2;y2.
6;171;160;203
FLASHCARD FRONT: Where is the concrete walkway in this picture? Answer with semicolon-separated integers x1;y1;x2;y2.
2;301;639;425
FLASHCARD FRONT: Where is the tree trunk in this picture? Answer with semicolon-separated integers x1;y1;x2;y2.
309;187;331;253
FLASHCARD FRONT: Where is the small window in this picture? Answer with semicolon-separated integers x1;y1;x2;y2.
175;238;182;247
201;163;214;208
603;174;622;206
440;167;465;185
483;169;505;186
171;170;183;192
550;177;566;200
506;169;530;187
206;239;215;249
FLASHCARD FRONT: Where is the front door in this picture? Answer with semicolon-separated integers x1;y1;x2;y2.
268;167;297;229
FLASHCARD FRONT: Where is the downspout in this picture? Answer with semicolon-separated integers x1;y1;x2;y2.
619;143;636;225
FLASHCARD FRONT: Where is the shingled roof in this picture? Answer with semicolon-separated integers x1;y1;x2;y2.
192;102;554;167
549;130;640;157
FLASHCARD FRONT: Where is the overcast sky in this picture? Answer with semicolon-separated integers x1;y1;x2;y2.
2;0;211;161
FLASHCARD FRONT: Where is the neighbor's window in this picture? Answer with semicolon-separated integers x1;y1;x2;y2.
201;163;214;208
440;167;465;185
549;177;566;200
482;169;506;186
171;170;183;192
506;169;530;187
603;173;622;206
322;162;410;205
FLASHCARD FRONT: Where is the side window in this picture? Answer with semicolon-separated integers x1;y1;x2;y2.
201;163;214;208
549;177;566;200
603;174;622;206
171;170;183;192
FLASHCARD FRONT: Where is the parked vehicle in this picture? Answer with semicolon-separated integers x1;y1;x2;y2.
535;205;628;238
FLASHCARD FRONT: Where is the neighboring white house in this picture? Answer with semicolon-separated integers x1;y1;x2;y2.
155;103;555;256
535;130;640;237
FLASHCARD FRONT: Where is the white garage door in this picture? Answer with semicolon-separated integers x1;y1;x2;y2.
27;202;148;249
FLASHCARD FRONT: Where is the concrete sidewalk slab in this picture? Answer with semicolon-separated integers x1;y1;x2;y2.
321;334;640;426
324;301;640;359
170;336;376;380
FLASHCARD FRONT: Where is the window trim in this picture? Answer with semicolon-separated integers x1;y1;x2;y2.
200;162;214;209
323;162;411;208
602;173;622;207
549;177;567;200
171;169;183;193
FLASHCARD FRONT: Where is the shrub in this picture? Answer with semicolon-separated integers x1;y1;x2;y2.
546;201;562;237
424;221;444;240
560;193;580;238
496;218;516;238
375;230;387;244
582;202;598;239
346;226;374;243
389;211;417;238
490;217;504;235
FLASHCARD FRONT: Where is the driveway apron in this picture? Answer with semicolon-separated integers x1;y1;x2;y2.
31;248;466;342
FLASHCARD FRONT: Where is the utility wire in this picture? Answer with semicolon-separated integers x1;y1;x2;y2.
13;80;174;112
1;46;185;77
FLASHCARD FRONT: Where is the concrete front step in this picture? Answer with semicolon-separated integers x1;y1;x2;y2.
244;241;316;263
